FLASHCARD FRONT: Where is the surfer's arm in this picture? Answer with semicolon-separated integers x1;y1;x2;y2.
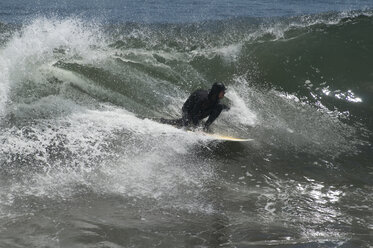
204;103;226;129
221;104;230;111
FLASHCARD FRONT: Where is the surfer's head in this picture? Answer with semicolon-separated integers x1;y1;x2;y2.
209;82;226;100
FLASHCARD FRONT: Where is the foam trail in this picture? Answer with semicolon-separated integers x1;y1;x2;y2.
0;104;217;216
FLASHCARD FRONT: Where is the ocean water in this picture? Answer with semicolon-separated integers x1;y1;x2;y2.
0;1;373;247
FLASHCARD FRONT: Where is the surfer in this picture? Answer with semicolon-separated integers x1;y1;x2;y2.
161;82;229;131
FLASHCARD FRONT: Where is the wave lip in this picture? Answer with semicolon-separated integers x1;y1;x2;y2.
0;17;107;118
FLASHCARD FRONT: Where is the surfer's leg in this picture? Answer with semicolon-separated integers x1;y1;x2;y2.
181;112;192;126
159;118;183;126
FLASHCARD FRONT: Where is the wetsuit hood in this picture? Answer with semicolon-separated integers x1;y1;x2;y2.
208;82;227;101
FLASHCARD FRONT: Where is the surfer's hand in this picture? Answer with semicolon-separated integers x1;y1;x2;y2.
222;104;230;111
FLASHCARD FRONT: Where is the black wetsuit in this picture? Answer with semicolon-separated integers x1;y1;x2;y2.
161;83;228;129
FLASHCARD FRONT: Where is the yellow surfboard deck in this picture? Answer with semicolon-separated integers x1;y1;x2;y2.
189;131;253;142
154;118;252;142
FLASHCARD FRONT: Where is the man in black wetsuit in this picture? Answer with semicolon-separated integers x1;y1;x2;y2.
161;82;229;131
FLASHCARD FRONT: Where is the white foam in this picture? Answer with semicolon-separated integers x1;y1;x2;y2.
0;17;106;117
225;89;257;126
189;43;242;63
0;17;221;214
0;105;217;214
214;43;242;63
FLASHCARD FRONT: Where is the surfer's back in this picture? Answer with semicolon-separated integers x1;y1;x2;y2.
182;89;208;113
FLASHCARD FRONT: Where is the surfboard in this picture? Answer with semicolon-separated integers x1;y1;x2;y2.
188;130;253;142
152;117;252;142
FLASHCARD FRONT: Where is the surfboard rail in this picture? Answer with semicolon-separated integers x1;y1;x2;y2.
189;130;253;142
